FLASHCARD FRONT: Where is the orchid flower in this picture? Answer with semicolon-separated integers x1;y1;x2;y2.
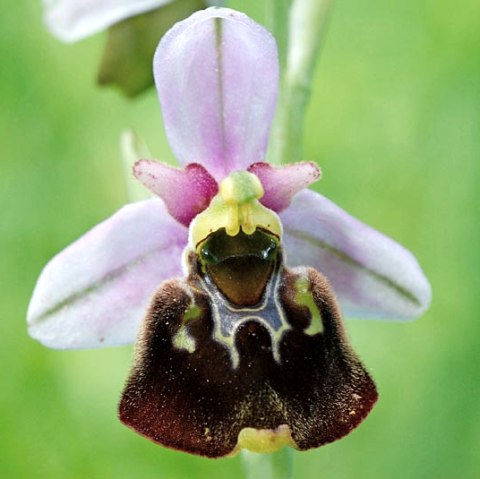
28;8;431;458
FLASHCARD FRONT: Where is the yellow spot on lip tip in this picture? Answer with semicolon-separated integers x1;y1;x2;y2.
229;424;297;456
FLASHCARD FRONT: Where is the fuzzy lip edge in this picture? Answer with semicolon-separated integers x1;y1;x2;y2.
117;259;379;458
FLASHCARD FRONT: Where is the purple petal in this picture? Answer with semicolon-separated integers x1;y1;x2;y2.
133;160;218;226
27;199;187;349
248;161;321;212
44;0;171;42
280;190;431;319
154;8;279;180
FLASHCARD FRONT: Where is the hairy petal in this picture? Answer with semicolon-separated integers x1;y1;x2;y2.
134;160;218;226
119;262;377;457
27;199;187;349
248;161;321;212
154;8;278;180
44;0;171;42
281;190;431;319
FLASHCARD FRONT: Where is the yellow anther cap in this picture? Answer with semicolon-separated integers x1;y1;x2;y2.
189;171;282;248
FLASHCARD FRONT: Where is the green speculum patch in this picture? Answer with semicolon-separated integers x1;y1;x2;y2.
198;228;279;306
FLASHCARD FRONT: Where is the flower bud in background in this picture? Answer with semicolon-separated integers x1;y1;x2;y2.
43;0;215;96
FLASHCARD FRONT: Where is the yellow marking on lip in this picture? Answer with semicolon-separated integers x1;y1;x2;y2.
294;276;324;335
172;304;201;353
229;424;297;455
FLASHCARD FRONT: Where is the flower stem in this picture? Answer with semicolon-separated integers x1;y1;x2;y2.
267;0;333;165
241;448;295;479
264;0;292;69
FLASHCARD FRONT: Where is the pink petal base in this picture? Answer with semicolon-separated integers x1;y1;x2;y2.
249;162;321;212
134;159;218;226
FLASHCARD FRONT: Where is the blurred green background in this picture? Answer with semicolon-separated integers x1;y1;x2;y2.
1;0;479;477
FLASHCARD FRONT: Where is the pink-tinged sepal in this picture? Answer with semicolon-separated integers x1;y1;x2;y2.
133;160;218;226
248;162;321;212
281;190;432;320
27;199;187;349
154;8;279;180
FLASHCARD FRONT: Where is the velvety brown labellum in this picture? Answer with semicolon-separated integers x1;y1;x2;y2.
119;238;378;458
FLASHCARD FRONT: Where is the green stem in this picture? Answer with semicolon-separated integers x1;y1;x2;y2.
264;0;292;70
267;0;333;165
241;448;295;479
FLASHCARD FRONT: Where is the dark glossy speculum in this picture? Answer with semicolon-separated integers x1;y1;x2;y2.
198;228;279;306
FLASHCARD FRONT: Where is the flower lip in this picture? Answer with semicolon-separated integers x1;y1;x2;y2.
119;260;378;458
